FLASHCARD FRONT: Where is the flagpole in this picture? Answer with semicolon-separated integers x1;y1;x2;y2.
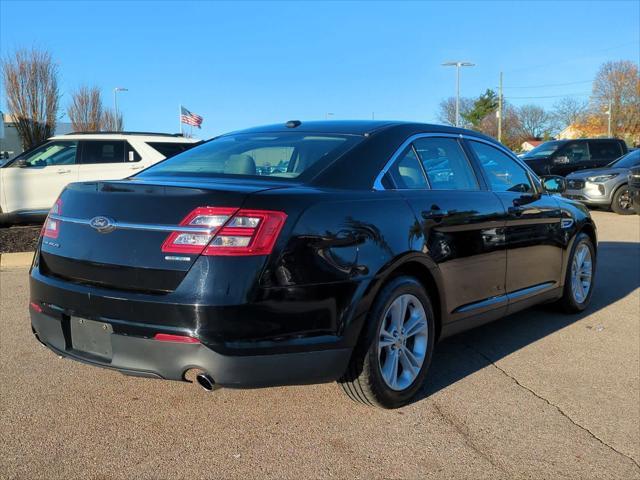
179;104;183;136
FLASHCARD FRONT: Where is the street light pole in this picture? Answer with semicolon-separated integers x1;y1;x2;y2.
606;99;612;137
113;87;128;131
442;61;475;127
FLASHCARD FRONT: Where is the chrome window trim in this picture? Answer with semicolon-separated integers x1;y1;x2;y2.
48;214;216;234
373;132;541;193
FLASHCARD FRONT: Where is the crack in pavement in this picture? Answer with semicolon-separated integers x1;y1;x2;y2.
464;343;640;471
430;400;511;477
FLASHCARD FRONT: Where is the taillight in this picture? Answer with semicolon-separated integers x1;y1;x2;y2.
153;333;200;343
161;207;287;256
43;199;62;239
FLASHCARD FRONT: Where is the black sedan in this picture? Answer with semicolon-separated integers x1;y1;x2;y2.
29;121;597;408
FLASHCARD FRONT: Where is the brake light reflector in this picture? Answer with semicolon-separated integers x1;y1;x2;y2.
161;207;287;256
153;333;200;344
29;301;43;313
43;199;62;239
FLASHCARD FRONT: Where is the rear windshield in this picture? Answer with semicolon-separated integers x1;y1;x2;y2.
138;133;361;179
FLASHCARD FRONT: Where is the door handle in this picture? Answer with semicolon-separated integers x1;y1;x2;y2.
508;206;524;216
56;169;71;174
421;206;447;222
129;165;144;170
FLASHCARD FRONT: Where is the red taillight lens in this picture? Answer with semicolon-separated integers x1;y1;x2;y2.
162;207;287;257
153;333;200;343
29;301;43;313
43;199;63;239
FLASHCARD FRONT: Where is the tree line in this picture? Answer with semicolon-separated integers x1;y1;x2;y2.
2;48;124;150
437;60;640;150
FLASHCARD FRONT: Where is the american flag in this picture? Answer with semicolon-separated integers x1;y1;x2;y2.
180;106;203;128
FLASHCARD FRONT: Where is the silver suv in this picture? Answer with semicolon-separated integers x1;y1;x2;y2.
563;149;640;215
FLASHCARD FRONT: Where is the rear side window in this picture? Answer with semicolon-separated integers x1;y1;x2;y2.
413;137;479;190
589;141;622;160
147;142;196;159
81;141;125;164
139;133;361;179
388;146;429;189
469;141;534;193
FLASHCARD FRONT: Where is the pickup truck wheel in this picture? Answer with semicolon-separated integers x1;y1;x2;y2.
339;276;435;409
611;185;634;215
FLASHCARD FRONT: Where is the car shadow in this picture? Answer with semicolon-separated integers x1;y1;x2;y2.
413;240;640;403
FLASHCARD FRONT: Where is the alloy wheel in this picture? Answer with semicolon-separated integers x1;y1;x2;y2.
571;243;593;304
377;294;429;391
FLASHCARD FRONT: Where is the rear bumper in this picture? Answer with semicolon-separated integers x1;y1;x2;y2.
31;309;351;387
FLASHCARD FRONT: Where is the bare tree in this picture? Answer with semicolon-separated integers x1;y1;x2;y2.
516;104;553;139
100;108;123;132
67;86;103;132
436;96;473;128
552;97;589;130
479;104;525;151
591;60;639;138
2;48;60;150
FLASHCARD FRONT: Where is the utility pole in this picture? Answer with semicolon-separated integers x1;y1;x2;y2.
498;72;503;142
606;99;612;137
442;61;475;127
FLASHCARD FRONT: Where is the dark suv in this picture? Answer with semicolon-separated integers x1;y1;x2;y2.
522;138;628;177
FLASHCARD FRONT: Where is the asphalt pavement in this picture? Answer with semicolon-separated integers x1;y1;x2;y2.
1;210;638;479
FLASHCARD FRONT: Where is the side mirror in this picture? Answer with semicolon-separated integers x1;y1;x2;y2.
541;175;566;194
16;159;28;168
553;155;570;164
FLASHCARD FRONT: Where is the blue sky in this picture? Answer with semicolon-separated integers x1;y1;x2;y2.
1;1;638;138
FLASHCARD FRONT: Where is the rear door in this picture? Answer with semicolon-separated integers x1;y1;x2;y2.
387;136;508;319
466;140;563;306
77;140;143;182
588;140;624;168
1;140;79;213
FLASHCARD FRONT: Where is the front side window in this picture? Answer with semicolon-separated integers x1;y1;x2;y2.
387;146;429;189
9;141;78;168
469;141;534;193
413;137;479;190
557;142;590;164
138;133;361;179
81;141;125;164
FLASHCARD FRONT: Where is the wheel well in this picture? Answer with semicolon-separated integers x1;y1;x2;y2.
387;262;442;340
580;222;597;252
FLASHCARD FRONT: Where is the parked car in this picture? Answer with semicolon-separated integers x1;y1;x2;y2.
563;149;640;215
628;165;640;214
521;138;628;177
0;132;199;224
29;121;597;409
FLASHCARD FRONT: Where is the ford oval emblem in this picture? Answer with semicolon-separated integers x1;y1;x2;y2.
89;216;116;234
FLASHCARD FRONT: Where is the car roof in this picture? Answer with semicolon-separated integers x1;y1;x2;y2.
224;120;495;139
50;132;199;143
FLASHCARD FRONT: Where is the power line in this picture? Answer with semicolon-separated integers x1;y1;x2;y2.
505;92;591;100
504;80;592;89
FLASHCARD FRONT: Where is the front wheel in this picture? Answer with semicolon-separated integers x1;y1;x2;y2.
611;185;634;215
338;276;435;408
558;233;596;313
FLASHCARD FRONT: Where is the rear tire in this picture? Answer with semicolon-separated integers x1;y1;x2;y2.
611;185;634;215
338;276;435;408
558;233;596;313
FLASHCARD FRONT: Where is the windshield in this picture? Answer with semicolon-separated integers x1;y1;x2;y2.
522;141;563;159
608;149;639;168
137;132;361;180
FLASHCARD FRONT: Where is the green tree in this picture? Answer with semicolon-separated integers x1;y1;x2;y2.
463;89;498;128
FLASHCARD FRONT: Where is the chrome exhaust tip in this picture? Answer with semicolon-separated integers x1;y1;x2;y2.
196;373;216;392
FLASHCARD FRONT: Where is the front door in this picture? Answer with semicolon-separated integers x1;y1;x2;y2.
1;140;79;213
467;140;564;302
